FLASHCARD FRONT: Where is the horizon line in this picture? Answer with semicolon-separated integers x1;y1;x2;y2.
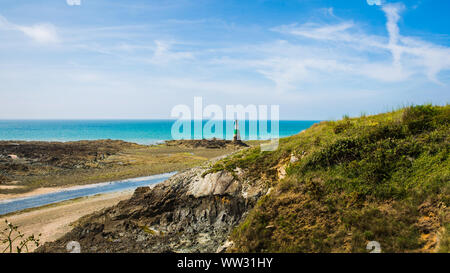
0;118;323;121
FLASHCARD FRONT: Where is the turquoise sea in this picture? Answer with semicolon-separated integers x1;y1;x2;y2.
0;120;319;145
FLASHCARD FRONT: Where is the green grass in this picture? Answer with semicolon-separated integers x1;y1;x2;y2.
210;104;449;253
439;223;450;253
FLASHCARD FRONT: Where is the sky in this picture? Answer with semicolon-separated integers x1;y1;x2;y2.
0;0;449;120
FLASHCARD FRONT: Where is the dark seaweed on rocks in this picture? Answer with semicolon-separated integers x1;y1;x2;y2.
165;139;248;149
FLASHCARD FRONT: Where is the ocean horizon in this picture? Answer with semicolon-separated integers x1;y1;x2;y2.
0;120;320;145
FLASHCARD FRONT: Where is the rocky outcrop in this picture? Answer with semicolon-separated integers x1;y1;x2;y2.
0;140;141;184
36;165;267;253
165;139;248;149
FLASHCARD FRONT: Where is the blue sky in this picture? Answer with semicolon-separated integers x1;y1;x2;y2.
0;0;449;119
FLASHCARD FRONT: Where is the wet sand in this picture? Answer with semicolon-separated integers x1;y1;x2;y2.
0;186;64;201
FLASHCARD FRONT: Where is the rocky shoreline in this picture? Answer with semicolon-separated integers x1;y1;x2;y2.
0;139;248;196
36;161;268;253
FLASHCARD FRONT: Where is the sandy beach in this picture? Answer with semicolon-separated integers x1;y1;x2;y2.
0;190;133;253
0;185;65;201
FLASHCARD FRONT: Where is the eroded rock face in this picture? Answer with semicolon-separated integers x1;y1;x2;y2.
187;171;238;198
36;166;266;253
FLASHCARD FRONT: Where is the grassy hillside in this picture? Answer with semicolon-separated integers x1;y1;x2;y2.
207;105;449;253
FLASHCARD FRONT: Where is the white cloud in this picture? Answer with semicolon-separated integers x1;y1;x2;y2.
0;15;59;44
16;24;59;44
327;7;335;16
367;0;384;6
273;22;355;41
256;4;450;89
66;0;81;6
148;40;194;64
383;3;404;67
271;22;386;51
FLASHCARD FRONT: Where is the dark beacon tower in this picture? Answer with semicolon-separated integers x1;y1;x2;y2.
233;120;241;143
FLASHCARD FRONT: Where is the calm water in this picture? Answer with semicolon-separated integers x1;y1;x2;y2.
0;120;319;144
0;172;175;215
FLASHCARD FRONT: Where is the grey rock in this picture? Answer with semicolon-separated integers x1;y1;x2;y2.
36;165;267;253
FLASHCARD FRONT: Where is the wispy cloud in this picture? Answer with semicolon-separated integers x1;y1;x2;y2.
253;3;450;90
148;40;194;64
66;0;81;6
367;0;384;6
0;1;447;119
273;22;356;42
0;15;59;44
383;3;404;67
